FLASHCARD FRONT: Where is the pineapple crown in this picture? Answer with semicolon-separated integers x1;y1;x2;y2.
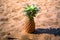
24;4;39;19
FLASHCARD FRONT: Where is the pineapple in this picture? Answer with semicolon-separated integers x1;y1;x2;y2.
24;4;39;33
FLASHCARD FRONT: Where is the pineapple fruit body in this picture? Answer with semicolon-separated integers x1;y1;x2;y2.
24;17;35;33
